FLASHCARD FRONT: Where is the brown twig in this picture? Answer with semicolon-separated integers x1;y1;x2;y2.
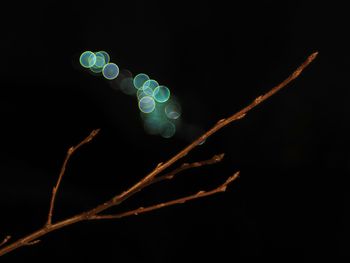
142;51;319;183
90;171;240;220
145;153;225;187
0;236;11;247
112;153;225;203
0;52;318;257
46;129;100;226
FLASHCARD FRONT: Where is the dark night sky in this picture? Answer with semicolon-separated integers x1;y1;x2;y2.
0;0;349;261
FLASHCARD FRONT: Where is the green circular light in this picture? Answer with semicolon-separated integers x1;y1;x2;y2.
139;96;156;113
133;73;150;90
153;85;170;103
79;51;96;68
142;86;153;97
161;121;176;138
165;102;181;119
137;89;148;100
102;63;119;80
98;51;110;64
142;79;159;95
90;65;103;73
94;52;106;68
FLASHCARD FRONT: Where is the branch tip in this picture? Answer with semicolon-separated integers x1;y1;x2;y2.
0;236;11;247
213;153;225;162
228;171;240;182
309;51;319;60
86;129;101;142
46;128;101;227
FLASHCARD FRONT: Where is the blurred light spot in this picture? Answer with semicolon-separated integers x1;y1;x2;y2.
94;52;106;68
102;63;119;80
161;121;176;138
153;85;170;103
80;51;96;68
142;86;154;97
142;79;159;95
143;111;164;135
90;65;103;73
133;73;149;90
98;51;110;64
165;102;181;119
139;96;156;113
137;89;148;100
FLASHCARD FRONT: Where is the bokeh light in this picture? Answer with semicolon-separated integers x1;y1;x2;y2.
165;102;181;119
98;51;110;64
102;63;119;80
78;49;181;139
142;86;154;97
142;109;165;135
142;79;159;95
137;89;148;100
160;121;176;138
139;96;156;113
153;85;170;103
90;65;103;73
94;52;106;68
80;51;96;68
133;73;149;90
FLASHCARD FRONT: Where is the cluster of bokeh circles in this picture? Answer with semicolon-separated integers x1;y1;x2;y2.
79;51;181;138
79;51;119;80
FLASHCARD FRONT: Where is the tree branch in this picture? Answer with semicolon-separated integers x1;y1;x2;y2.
102;52;319;204
0;52;318;257
144;153;225;187
0;236;11;247
90;171;240;220
78;52;318;219
46;129;101;226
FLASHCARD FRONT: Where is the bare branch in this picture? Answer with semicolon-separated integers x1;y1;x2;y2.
90;171;240;220
0;52;318;257
98;154;225;207
46;129;101;226
146;153;225;187
81;52;318;218
100;52;319;210
0;236;11;247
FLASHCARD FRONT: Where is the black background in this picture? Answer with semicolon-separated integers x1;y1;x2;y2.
0;0;349;261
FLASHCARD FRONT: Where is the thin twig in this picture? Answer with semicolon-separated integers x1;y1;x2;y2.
146;153;225;187
90;171;240;220
77;52;319;218
25;240;40;246
46;129;100;226
0;52;318;257
0;236;11;247
111;153;225;203
141;52;319;184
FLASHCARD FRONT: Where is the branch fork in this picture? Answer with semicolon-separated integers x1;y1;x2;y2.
0;52;318;257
